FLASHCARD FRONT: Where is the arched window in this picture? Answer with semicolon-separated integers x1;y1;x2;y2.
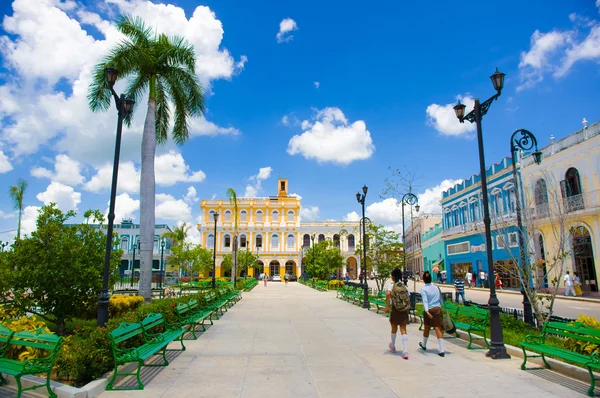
287;211;294;222
565;168;582;196
240;234;247;248
333;234;340;249
303;234;310;247
207;234;214;248
535;179;548;205
318;234;325;243
224;234;231;249
256;234;263;248
256;210;263;222
240;210;247;222
272;210;279;222
287;234;295;248
225;210;231;222
348;234;355;249
153;237;159;254
271;234;279;250
120;236;129;251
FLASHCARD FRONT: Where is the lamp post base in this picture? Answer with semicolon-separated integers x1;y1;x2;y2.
485;346;511;359
521;289;535;326
97;289;110;327
487;297;511;360
362;283;370;309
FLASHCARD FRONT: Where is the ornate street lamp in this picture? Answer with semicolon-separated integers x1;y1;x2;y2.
453;68;510;359
212;213;219;289
97;67;135;327
510;129;542;326
356;185;370;309
401;192;419;286
159;238;166;290
130;240;139;288
337;229;348;279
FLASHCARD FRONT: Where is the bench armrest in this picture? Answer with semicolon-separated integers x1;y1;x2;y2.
589;353;600;365
165;320;184;330
144;332;165;345
522;334;545;345
113;346;140;363
23;356;56;373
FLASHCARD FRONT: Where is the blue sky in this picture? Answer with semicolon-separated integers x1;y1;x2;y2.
0;0;599;242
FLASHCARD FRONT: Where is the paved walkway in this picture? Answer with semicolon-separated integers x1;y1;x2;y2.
101;282;591;398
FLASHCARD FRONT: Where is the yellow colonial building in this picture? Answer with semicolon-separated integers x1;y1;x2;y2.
196;179;361;278
520;120;600;293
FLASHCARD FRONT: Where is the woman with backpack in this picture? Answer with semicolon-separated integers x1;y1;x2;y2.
385;268;411;359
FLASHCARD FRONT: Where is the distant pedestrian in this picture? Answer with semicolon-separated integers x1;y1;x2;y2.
345;273;350;283
479;270;485;288
466;271;473;288
454;274;466;304
564;271;576;296
284;273;289;286
437;271;442;283
573;272;583;296
419;271;445;357
386;268;411;359
495;272;503;291
263;274;268;287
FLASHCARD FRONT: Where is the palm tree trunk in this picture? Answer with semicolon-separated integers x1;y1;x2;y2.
139;99;157;303
16;205;22;240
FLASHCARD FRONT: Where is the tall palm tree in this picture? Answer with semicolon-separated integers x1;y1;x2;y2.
226;188;238;282
88;15;204;302
9;179;28;240
162;222;190;246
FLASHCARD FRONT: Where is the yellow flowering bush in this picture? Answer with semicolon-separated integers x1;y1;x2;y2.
0;304;20;323
564;314;600;355
4;316;53;361
328;280;345;289
108;295;144;318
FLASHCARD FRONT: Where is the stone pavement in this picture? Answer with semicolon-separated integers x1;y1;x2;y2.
100;282;592;398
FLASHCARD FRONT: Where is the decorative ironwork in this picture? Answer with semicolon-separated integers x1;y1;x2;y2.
464;94;500;124
510;128;538;153
402;192;418;206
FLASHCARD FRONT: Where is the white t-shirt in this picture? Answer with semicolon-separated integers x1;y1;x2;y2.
479;271;485;280
466;272;472;281
387;282;394;292
564;274;573;286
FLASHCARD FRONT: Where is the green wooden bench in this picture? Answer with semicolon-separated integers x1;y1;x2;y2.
520;321;600;397
452;304;489;349
175;299;213;340
0;325;63;398
336;286;351;299
218;286;240;306
204;291;226;319
107;313;185;391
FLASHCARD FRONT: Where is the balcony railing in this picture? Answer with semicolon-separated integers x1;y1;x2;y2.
563;194;585;213
530;190;599;221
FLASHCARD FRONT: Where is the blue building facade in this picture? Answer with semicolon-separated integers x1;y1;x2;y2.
441;157;521;288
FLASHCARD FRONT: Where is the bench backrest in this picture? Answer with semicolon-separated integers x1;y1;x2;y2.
0;324;13;349
188;298;200;311
9;327;63;355
543;321;600;345
456;305;489;320
110;322;144;344
176;302;191;317
140;312;165;333
205;291;216;302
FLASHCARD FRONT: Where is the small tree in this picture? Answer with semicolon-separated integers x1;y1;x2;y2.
190;246;214;276
237;248;258;277
221;254;232;276
492;173;571;328
355;224;403;292
0;205;122;335
305;240;344;280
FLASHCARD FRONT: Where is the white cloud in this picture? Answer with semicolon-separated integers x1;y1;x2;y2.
243;166;273;197
300;206;319;221
0;150;12;173
343;211;360;222
31;154;84;185
84;161;140;194
36;182;81;212
184;186;199;205
20;205;41;237
287;107;375;165
365;198;403;232
276;18;298;43
425;95;476;137
314;81;320;89
281;115;289;126
417;179;463;214
518;8;600;91
0;0;243;166
155;193;192;220
289;193;302;200
108;193;140;223
0;210;16;219
155;151;206;186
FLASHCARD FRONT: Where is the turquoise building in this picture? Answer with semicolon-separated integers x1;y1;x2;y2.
421;222;445;275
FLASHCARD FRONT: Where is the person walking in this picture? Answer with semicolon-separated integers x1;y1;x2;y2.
564;271;576;296
466;271;473;288
419;271;445;357
495;272;503;291
454;274;466;304
385;268;411;359
479;270;485;288
573;272;583;296
345;273;350;283
263;273;268;287
284;273;289;286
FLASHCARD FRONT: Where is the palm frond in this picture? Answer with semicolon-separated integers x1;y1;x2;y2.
87;60;112;112
9;179;27;211
156;34;196;73
116;15;153;48
161;72;189;145
154;76;170;144
227;188;238;231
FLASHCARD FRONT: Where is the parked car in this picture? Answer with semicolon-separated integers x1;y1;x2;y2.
272;275;282;282
290;275;298;282
259;273;270;280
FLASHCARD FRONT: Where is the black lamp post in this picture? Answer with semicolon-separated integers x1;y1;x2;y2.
358;217;371;281
453;68;510;359
401;192;420;286
338;229;348;279
212;213;219;289
159;238;166;290
310;234;315;286
256;245;260;279
130;241;138;288
510;129;542;326
356;185;370;309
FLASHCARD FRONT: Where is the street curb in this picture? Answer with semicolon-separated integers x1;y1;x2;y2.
1;374;108;398
432;283;600;303
454;329;594;385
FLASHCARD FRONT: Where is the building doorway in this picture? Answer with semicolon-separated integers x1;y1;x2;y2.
255;260;264;279
270;260;280;276
494;260;520;289
572;226;598;292
346;257;357;279
285;260;295;276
